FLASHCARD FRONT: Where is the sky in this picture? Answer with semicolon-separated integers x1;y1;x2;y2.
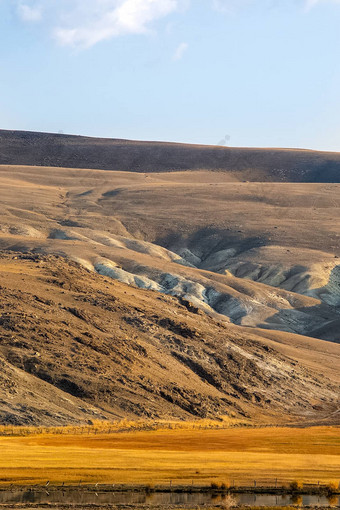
1;0;340;150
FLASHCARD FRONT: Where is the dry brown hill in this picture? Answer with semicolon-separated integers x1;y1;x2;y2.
0;131;339;426
0;165;338;342
1;129;340;181
0;252;338;426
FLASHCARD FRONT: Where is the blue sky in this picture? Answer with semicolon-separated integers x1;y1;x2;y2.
1;0;340;150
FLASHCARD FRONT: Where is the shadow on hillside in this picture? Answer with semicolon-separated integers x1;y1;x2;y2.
156;227;269;266
259;265;340;343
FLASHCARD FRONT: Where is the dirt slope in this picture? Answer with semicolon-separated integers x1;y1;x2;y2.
1;129;340;181
0;165;338;341
0;252;338;426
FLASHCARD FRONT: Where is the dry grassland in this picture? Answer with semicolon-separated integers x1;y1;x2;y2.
0;425;339;487
0;418;249;437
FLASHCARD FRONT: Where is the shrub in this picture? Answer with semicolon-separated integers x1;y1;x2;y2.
326;482;338;494
289;480;303;491
145;483;154;494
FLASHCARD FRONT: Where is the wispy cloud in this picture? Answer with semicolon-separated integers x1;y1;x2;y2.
15;0;182;49
17;1;42;22
13;0;340;50
173;42;188;61
54;0;181;49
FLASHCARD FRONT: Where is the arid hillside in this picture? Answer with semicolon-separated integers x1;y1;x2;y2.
1;129;340;181
0;252;339;426
0;165;339;341
0;131;339;426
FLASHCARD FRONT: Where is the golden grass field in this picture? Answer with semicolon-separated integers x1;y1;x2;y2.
0;425;339;487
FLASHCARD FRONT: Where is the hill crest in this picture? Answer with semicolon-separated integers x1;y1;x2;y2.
1;129;340;182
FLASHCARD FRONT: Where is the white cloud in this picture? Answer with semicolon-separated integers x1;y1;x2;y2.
173;41;188;60
17;2;42;22
14;0;182;49
14;0;340;50
53;0;180;49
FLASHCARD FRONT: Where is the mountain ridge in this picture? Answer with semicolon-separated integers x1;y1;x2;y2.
1;129;340;181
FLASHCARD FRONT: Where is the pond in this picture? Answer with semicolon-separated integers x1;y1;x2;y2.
0;489;338;507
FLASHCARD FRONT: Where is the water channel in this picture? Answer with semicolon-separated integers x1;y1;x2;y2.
0;489;338;507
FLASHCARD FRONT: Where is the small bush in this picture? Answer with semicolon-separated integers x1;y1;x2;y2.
145;483;154;494
326;482;338;494
289;480;303;491
210;481;219;490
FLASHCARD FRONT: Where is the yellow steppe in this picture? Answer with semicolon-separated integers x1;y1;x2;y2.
0;426;339;486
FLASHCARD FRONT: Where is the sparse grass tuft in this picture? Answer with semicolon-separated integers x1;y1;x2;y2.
0;417;249;437
220;481;229;492
222;493;236;509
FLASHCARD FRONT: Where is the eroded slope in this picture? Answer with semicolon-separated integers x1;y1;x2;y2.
0;252;339;426
0;166;339;341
